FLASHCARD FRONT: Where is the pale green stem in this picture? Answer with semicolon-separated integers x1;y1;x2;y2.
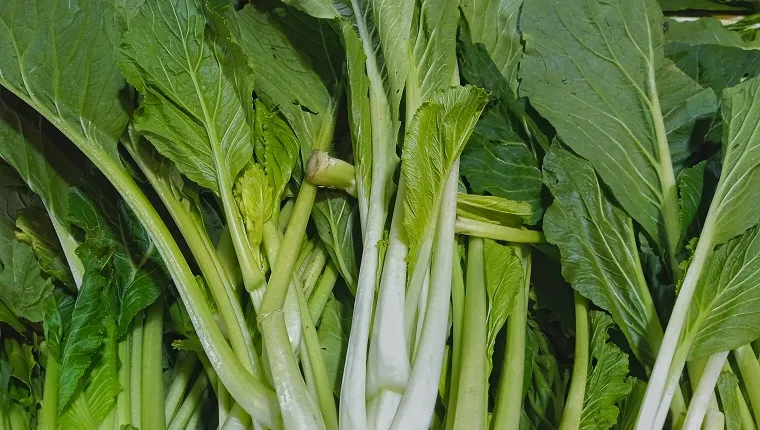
165;351;199;424
142;298;166;430
559;293;589;430
455;217;544;243
168;370;210;430
130;313;144;425
307;150;357;196
38;354;59;430
308;262;339;321
735;344;760;422
444;251;465;430
682;352;729;430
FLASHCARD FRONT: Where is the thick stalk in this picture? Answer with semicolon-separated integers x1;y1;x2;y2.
682;352;729;430
130;313;144;425
38;354;59;430
391;165;459;429
301;245;328;299
452;237;487;430
142;298;166;430
652;339;695;429
307;150;357;196
493;247;531;429
444;250;466;430
559;293;590;430
168;371;210;430
736;344;760;421
367;182;410;430
165;351;199;424
455;217;544;243
308;262;339;320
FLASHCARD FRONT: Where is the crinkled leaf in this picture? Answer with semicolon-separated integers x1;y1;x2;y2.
616;378;645;430
403;86;488;264
687;226;760;359
119;0;253;194
521;0;716;252
579;311;632;430
543;145;660;367
456;193;532;227
312;191;359;293
483;239;522;372
317;294;352;396
235;164;273;267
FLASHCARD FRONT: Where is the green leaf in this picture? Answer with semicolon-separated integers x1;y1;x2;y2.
0;236;54;323
0;166;43;228
579;311;632;430
16;208;74;287
456;193;533;227
312;191;359;294
677;162;706;238
483;240;522;372
521;0;716;256
403;85;488;265
0;0;130;162
716;371;742;430
616;379;646;430
119;0;253;194
253;100;301;197
460;109;543;225
687;226;760;359
317;294;352;396
460;0;522;94
658;0;749;11
543;145;660;367
0;301;25;334
43;291;75;360
234;164;273;268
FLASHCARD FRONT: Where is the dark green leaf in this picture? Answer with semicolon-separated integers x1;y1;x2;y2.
317;294;352;396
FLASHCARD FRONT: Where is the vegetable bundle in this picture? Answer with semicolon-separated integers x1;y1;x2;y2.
2;0;760;429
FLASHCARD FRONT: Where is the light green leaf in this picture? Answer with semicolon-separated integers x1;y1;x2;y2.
677;162;706;237
460;0;522;94
235;164;273;267
0;236;54;324
521;0;715;257
456;193;532;227
253;100;301;197
716;371;742;430
687;226;760;359
460;109;543;225
0;0;130;162
312;191;359;294
317;294;352;395
579;311;632;430
483;239;522;372
119;0;253;194
543;145;661;367
403;85;488;264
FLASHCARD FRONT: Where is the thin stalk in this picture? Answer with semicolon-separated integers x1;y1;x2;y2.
367;182;410;430
279;199;295;233
217;381;231;427
735;344;760;421
126;141;259;375
391;165;460;428
452;237;487;429
300;244;328;299
130;313;144;425
682;352;729;430
142;298;166;430
184;391;207;430
687;359;722;430
168;370;210;430
221;405;251;430
455;217;544;243
412;268;432;358
443;250;466;430
38;354;59;430
559;293;590;430
115;335;131;428
165;351;199;424
493;247;531;429
308;262;339;320
652;339;695;429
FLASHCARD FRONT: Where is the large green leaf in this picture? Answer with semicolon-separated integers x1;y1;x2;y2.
543;145;661;367
119;0;253;194
460;0;522;93
579;312;632;430
312;191;359;293
0;0;130;162
521;0;715;257
687;226;760;359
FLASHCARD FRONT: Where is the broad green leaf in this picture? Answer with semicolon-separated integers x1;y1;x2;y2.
460;0;522;93
677;162;706;237
253;100;301;196
483;239;522;372
312;191;359;293
521;0;716;256
460;109;543;225
543;145;661;367
317;294;352;395
456;193;532;227
235;2;340;158
0;0;130;162
687;226;760;359
403;86;488;264
0;235;54;323
716;371;742;430
119;0;253;194
580;312;632;430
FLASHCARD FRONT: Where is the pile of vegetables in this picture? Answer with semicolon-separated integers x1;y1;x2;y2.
4;0;760;428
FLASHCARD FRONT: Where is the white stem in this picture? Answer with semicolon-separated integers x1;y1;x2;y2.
412;269;431;359
682;352;729;430
391;163;460;429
